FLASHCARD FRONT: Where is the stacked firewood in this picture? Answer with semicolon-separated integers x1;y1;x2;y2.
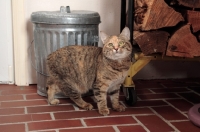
132;0;200;58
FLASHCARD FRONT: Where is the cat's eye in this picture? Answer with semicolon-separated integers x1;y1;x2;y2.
108;43;113;47
119;41;124;46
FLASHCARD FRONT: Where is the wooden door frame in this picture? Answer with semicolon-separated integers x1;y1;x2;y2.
12;0;29;86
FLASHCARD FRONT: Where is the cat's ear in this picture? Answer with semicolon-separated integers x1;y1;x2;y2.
119;27;130;41
100;31;109;44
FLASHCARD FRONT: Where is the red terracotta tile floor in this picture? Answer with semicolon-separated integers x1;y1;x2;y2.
0;78;200;132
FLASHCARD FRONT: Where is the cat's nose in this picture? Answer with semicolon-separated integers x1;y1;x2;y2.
114;48;119;53
114;47;118;51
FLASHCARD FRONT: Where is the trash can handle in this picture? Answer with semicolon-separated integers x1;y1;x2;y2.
60;6;66;13
66;6;71;13
28;40;49;77
60;6;71;13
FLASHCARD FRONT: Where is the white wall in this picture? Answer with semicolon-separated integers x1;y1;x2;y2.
0;0;14;84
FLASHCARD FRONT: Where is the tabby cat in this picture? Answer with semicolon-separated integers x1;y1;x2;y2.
47;27;132;115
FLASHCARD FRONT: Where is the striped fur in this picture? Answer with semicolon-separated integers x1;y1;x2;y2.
47;27;132;115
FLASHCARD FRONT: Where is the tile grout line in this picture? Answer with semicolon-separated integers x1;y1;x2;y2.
50;112;55;120
119;101;127;108
0;103;75;109
182;113;188;118
148;89;156;94
136;81;142;84
169;120;189;123
132;116;150;132
175;91;196;94
149;107;180;132
183;111;188;114
140;87;187;90
1;109;150;123
23;95;26;100
190;89;200;96
137;96;142;101
28;125;140;132
29;129;58;132
185;87;194;92
72;114;156;120
0;119;71;126
137;98;180;101
112;125;120;132
0;109;156;118
163;99;189;118
0;122;33;125
0;99;47;103
25;107;28;114
30;114;34;122
0;109;78;116
80;118;87;127
136;90;192;96
174;93;195;105
144;105;169;108
160;83;167;88
73;105;80;111
25;123;29;132
112;124;140;127
0;114;156;125
0;93;40;96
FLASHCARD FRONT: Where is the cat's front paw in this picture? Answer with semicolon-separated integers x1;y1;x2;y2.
83;103;93;110
49;99;60;105
113;104;125;112
99;108;110;116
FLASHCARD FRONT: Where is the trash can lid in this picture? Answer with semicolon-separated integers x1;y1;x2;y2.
31;6;101;24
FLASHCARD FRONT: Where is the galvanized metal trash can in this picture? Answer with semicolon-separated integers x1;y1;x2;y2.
31;6;101;97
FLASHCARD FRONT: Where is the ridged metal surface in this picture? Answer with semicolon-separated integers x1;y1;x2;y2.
33;23;99;96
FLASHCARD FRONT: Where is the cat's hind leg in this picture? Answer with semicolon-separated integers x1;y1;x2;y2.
109;85;125;112
69;89;93;110
47;84;61;105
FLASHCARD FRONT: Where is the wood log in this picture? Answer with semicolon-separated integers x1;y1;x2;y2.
166;24;200;58
187;10;200;32
177;0;200;8
134;31;170;55
134;0;184;31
